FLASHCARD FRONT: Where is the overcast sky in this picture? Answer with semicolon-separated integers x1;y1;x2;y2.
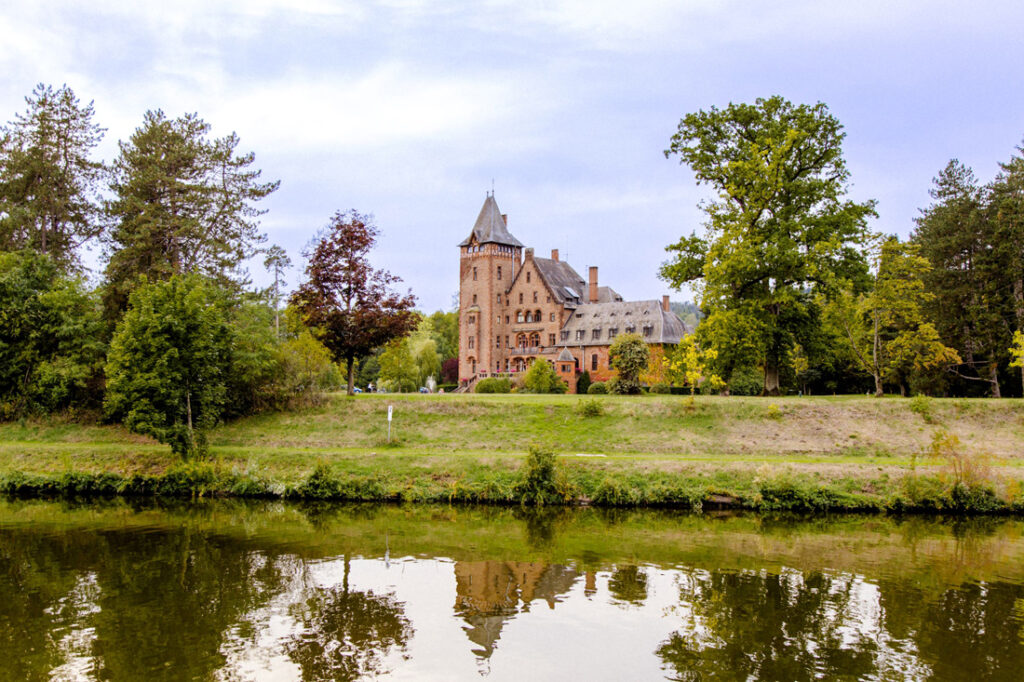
2;0;1023;311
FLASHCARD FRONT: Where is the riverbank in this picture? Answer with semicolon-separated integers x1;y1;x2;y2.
2;393;1023;513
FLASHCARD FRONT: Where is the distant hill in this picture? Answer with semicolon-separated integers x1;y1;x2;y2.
670;301;702;330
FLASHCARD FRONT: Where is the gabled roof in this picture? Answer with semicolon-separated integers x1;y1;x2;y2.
532;257;586;304
559;300;690;346
556;347;574;362
458;195;524;247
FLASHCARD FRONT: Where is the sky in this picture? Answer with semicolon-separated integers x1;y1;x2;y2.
2;0;1023;311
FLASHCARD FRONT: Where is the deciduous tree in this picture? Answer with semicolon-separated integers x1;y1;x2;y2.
608;332;650;394
291;210;417;394
104;274;232;458
661;96;875;395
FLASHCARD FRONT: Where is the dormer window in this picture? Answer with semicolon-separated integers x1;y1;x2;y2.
643;325;653;337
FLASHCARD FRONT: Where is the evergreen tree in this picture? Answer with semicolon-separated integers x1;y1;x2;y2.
0;83;105;269
263;244;291;338
989;143;1024;394
103;110;278;316
913;161;1009;396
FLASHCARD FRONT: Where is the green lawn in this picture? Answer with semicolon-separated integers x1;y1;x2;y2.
1;393;1022;511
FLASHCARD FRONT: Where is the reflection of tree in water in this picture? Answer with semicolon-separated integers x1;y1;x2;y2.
285;557;412;681
453;560;579;661
656;569;883;681
608;565;648;606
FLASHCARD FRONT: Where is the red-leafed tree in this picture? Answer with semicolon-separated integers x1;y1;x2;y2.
292;210;417;395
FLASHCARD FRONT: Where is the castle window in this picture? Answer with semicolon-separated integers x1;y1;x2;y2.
535;309;541;321
468;315;475;324
505;335;509;347
592;329;601;340
517;311;524;323
608;327;618;339
561;331;569;341
519;293;523;304
505;315;510;324
517;334;527;348
525;311;532;323
472;294;477;304
548;333;555;346
473;267;477;281
546;296;550;303
496;315;501;324
575;330;585;341
470;358;476;373
626;325;636;334
533;291;538;303
550;313;555;322
497;293;501;303
496;337;501;348
643;325;653;337
527;272;531;283
529;332;540;347
497;266;502;280
591;354;598;371
468;336;474;349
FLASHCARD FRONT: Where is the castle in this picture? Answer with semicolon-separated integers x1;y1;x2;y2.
458;194;689;392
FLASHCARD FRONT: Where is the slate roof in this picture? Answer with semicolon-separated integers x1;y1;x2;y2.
458;195;524;247
556;347;574;362
532;257;586;303
595;286;623;303
559;300;689;346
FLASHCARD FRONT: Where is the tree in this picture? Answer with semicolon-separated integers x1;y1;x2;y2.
263;244;291;338
1011;330;1024;382
523;359;566;393
661;96;876;395
412;337;442;388
104;274;232;458
833;238;959;396
913;160;1008;397
103;110;278;316
669;335;723;396
0;250;104;416
989;143;1024;395
0;83;105;269
378;338;418;392
608;333;650;394
291;210;417;395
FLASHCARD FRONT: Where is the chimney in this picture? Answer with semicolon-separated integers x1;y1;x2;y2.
501;213;508;226
662;295;670;312
588;266;598;303
551;249;559;262
525;247;534;261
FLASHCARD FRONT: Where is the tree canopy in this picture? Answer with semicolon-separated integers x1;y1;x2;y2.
103;110;278;315
0;83;105;270
661;96;876;395
291;210;417;395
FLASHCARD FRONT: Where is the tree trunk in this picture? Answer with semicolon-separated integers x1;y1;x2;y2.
186;388;195;454
762;364;781;396
346;357;355;396
873;372;883;397
990;362;1002;398
872;310;883;397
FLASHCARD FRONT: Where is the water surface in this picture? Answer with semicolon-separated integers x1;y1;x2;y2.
2;499;1023;681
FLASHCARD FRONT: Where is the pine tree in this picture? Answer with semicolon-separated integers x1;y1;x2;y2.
0;83;105;269
103;110;278;316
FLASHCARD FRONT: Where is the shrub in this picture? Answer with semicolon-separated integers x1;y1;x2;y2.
475;377;511;393
909;394;934;423
650;383;670;394
523;360;567;393
587;381;607;394
515;444;572;505
931;430;991;489
608;333;649;394
576;370;592;395
765;403;782;420
577;398;603;418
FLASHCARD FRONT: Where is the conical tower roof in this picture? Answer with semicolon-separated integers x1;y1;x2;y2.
458;195;523;247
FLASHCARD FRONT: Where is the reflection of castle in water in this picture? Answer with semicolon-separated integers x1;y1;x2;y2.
453;561;582;659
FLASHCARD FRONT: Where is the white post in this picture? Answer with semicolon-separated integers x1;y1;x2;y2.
387;405;393;443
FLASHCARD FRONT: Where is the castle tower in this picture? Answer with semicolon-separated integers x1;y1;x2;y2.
458;194;523;384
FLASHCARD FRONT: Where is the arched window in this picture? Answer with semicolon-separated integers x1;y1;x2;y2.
516;310;524;323
516;334;528;348
525;311;533;323
529;332;541;347
535;309;542;321
470;357;476;373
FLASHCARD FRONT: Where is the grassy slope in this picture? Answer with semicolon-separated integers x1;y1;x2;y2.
1;393;1022;510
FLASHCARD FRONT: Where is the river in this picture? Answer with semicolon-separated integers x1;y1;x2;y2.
1;498;1023;680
